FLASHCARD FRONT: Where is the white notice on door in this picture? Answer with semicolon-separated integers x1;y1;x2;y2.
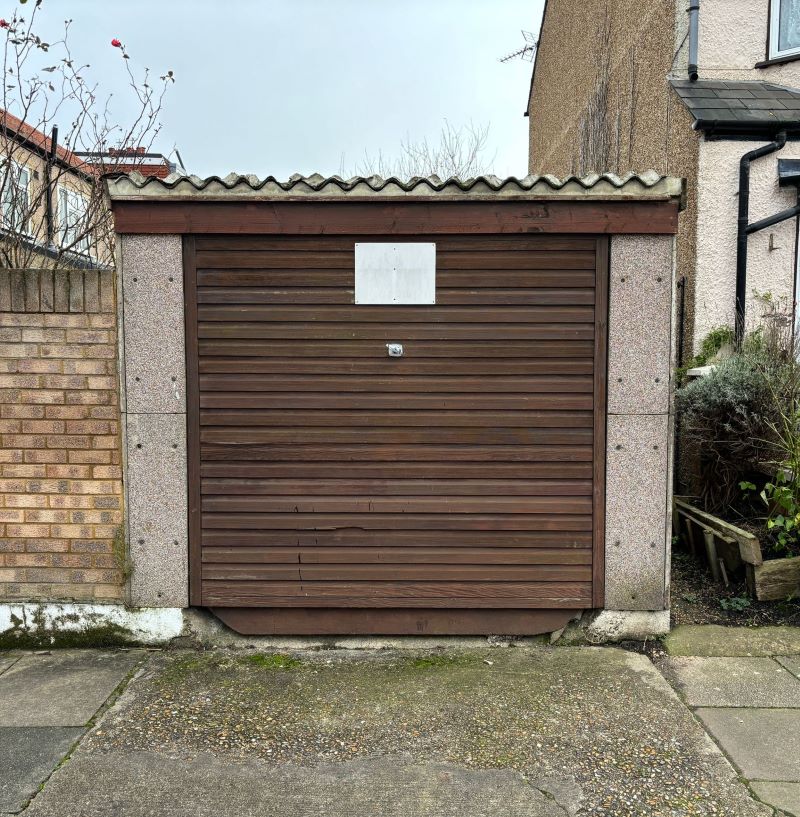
354;243;436;304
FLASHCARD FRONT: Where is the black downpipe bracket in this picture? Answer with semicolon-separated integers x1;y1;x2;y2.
687;0;700;81
735;131;787;346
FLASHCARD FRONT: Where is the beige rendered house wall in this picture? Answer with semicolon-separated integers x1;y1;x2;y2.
688;0;800;348
695;138;800;344
697;0;800;84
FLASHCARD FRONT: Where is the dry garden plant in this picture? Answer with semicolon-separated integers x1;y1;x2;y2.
676;297;800;558
0;0;174;268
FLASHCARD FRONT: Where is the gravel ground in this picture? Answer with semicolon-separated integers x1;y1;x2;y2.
37;646;770;817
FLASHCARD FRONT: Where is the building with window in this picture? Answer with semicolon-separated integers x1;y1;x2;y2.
527;0;800;356
0;109;180;269
0;109;103;268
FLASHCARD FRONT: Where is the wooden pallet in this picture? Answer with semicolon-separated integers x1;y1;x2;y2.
673;497;800;601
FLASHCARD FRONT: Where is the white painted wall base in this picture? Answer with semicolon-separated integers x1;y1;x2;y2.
587;610;671;643
0;603;184;645
0;604;672;647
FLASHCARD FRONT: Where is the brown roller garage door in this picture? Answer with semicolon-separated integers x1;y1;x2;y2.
184;232;608;634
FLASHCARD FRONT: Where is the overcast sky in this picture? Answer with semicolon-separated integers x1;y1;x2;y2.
33;0;543;180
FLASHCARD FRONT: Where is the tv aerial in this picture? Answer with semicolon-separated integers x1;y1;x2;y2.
500;30;537;63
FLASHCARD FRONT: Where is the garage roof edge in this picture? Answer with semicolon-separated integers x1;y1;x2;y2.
106;170;685;204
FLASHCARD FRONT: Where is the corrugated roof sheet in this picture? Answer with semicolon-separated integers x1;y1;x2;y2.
670;78;800;135
106;170;684;203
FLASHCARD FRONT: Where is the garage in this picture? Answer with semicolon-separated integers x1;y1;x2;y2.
109;172;681;636
187;230;604;633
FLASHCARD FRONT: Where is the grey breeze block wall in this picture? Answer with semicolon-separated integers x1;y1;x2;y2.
606;235;675;611
118;235;188;607
117;232;676;615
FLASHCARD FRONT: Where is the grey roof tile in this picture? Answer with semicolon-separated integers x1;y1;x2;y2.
685;88;720;97
695;80;730;89
745;98;786;109
724;82;765;90
689;98;743;109
670;78;800;132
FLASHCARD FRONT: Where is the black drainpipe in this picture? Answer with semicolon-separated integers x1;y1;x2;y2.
44;124;58;249
687;0;700;81
735;131;787;346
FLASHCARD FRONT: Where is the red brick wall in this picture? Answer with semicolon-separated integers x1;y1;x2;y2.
0;270;125;602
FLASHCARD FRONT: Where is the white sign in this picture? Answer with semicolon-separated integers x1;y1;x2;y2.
354;243;436;305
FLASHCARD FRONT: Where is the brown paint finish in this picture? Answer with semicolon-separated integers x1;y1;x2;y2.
198;271;598;288
201;530;592;548
183;229;609;631
200;478;594;495
194;236;601;251
211;607;583;636
202;581;592;606
592;237;609;608
115;200;678;235
184;235;203;607
202;547;593;564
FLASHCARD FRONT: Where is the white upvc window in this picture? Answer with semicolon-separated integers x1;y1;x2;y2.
58;185;90;255
1;160;30;233
771;0;800;59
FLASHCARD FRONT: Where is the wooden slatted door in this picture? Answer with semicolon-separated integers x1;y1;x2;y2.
185;233;608;634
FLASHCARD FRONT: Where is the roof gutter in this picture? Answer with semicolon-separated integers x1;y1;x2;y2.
735;130;787;346
694;119;800;138
687;0;700;81
0;123;93;182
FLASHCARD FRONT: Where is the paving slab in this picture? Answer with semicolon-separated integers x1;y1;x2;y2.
660;656;800;707
24;752;566;817
695;708;800;781
0;650;144;727
751;781;800;817
779;655;800;678
0;727;83;814
25;647;771;817
664;625;800;657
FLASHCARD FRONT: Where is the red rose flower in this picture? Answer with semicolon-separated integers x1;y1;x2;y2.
0;20;10;29
111;38;122;48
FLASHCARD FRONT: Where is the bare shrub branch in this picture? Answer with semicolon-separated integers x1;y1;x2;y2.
346;120;496;181
0;1;174;270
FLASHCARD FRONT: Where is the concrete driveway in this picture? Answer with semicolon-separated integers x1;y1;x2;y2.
1;639;778;817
